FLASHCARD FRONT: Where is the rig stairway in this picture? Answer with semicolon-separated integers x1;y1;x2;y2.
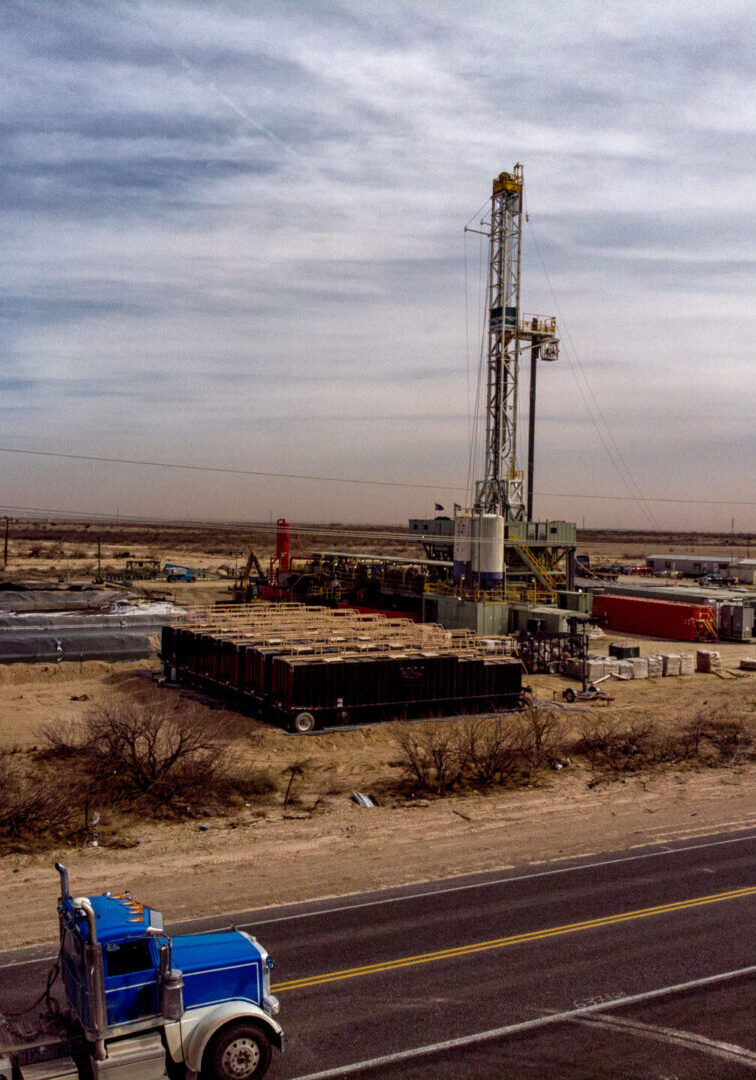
512;543;564;593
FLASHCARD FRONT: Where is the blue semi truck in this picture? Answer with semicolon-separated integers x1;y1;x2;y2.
0;864;283;1079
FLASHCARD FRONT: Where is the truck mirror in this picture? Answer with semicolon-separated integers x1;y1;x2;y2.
159;942;170;977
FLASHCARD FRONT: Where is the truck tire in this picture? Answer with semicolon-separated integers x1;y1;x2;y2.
290;711;316;733
562;687;576;703
204;1021;272;1079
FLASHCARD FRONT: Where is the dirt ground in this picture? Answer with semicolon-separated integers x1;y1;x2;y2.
1;525;755;952
0;632;754;952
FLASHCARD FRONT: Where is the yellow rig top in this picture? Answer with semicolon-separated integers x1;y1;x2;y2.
493;164;523;195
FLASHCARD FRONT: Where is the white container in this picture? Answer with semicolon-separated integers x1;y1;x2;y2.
472;513;505;585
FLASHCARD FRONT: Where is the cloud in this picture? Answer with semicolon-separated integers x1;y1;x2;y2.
0;0;753;529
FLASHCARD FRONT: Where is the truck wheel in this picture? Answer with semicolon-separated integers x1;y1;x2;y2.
563;688;577;703
205;1021;272;1079
290;710;316;733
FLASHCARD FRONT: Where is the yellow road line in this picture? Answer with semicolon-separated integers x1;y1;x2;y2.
272;885;756;993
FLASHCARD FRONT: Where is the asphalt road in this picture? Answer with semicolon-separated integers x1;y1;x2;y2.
1;829;754;1078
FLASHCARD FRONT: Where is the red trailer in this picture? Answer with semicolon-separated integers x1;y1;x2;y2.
592;594;717;641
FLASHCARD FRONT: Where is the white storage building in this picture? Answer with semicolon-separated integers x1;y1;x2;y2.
645;554;756;584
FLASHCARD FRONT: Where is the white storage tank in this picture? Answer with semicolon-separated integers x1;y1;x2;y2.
472;513;505;586
453;509;472;581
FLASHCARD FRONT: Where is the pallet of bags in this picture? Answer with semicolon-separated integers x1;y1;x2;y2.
602;657;620;677
586;658;605;682
565;657;604;681
695;649;721;673
662;653;681;676
646;654;663;678
617;660;635;679
629;657;649;679
740;658;756;671
680;653;695;675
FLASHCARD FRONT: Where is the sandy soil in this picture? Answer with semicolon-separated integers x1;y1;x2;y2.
3;765;755;954
1;523;754;951
0;634;754;952
0;661;155;751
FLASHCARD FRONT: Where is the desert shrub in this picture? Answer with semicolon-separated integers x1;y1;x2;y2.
572;717;659;772
394;723;468;795
80;694;223;811
37;717;84;758
236;767;278;797
680;709;754;765
515;707;564;767
459;716;520;787
393;711;565;796
0;754;73;839
572;709;755;775
65;693;279;817
20;694;280;846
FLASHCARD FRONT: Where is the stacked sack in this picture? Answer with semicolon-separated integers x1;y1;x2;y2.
646;655;663;678
565;651;695;681
696;649;721;673
629;657;649;678
615;658;650;680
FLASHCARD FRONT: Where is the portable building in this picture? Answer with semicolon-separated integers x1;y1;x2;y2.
591;594;716;642
645;554;734;577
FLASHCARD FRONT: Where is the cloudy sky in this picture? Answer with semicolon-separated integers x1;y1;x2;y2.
1;0;754;531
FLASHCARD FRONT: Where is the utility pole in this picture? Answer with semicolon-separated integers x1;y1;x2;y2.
3;517;8;569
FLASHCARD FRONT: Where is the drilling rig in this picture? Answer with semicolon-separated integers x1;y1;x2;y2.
413;165;584;634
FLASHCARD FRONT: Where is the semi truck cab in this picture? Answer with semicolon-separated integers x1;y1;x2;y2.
2;864;283;1079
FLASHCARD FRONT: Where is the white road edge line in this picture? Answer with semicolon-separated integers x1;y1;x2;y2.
235;830;756;928
575;1013;756;1068
286;964;756;1080
1;830;754;969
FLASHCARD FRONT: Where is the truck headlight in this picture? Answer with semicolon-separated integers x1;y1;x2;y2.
263;993;280;1017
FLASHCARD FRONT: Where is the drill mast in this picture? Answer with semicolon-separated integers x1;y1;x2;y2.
475;165;525;520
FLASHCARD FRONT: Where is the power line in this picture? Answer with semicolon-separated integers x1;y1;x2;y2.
525;215;661;531
1;476;756;533
0;446;464;494
1;444;754;508
0;504;425;543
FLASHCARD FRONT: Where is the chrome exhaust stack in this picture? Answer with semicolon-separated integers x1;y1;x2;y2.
72;896;108;1061
55;861;70;904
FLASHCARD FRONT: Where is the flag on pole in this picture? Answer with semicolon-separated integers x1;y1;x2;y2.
434;503;444;512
